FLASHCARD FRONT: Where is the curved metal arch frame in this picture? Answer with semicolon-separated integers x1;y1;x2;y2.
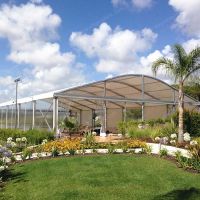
55;74;198;103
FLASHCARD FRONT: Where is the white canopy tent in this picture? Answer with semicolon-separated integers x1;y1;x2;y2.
0;74;199;133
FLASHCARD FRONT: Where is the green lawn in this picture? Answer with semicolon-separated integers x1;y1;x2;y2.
1;155;200;200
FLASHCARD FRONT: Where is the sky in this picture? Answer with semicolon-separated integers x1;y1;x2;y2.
0;0;200;102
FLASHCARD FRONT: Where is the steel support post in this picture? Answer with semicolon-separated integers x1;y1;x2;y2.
24;104;27;131
103;81;107;132
123;102;127;122
17;104;20;129
103;102;107;132
92;109;95;129
141;75;145;121
11;105;13;129
32;101;36;129
79;110;82;125
141;103;145;121
6;106;8;129
53;97;58;133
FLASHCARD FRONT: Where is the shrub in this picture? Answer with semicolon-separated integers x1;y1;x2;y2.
127;126;151;139
159;148;168;157
143;145;152;155
172;110;200;137
117;141;128;153
68;149;76;155
25;129;54;145
61;117;79;133
22;147;34;160
0;128;54;145
117;121;127;136
175;150;200;171
158;123;177;137
51;147;59;157
107;144;115;154
83;131;96;146
188;138;200;161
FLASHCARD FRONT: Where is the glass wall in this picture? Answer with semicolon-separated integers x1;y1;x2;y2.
35;99;53;131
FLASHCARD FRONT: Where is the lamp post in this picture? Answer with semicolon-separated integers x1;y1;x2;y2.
14;78;21;129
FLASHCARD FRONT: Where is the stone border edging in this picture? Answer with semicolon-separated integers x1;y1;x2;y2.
147;143;190;158
12;143;190;162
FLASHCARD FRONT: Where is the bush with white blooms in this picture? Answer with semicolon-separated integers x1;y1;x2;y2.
170;133;177;139
183;132;191;142
0;145;13;173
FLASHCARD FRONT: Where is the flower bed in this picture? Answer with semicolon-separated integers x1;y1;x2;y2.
1;136;199;174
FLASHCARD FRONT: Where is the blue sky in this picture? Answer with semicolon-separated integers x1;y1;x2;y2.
0;0;199;102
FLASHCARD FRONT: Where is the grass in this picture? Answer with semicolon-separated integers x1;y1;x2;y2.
1;155;200;200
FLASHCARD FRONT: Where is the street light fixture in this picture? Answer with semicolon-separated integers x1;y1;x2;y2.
14;78;21;129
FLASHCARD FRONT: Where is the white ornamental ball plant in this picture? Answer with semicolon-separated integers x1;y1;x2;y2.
170;140;176;145
16;138;22;142
0;165;5;172
155;137;160;142
170;133;177;139
22;137;27;142
183;132;191;142
11;142;17;148
7;137;13;142
190;140;198;146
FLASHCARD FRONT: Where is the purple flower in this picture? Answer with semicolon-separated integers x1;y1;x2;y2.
0;147;6;153
3;151;12;158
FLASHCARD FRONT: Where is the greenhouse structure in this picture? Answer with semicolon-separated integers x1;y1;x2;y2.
0;74;199;134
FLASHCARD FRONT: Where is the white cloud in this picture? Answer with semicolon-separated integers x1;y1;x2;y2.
30;0;43;4
111;0;127;7
131;0;152;9
182;38;200;53
139;45;174;82
70;22;157;74
169;0;200;37
0;2;85;100
111;0;152;9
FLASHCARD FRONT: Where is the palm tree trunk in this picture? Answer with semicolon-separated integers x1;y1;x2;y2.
178;81;184;143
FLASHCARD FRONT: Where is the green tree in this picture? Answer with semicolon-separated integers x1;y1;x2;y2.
152;44;200;143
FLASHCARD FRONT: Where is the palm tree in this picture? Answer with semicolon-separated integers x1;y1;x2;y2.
152;44;200;143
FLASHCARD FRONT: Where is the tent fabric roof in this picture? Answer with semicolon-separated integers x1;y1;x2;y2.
54;74;198;110
0;74;198;110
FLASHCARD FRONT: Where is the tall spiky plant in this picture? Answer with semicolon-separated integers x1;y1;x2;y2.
152;44;200;143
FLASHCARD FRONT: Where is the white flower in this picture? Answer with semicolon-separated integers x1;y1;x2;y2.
190;140;198;146
16;138;22;142
138;124;144;129
11;142;17;148
170;140;176;145
183;132;191;142
42;139;48;145
92;131;96;136
0;166;5;172
22;137;27;142
155;137;160;142
163;137;169;144
7;137;12;142
170;133;177;139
